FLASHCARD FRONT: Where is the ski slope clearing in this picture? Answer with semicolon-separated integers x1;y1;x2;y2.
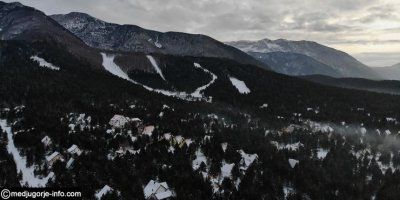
229;77;250;94
146;55;166;81
101;53;216;101
30;56;60;70
1;119;54;187
191;63;218;98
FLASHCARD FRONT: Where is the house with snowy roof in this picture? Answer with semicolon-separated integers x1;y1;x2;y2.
95;185;113;200
41;136;52;147
66;158;74;169
142;125;155;136
171;135;185;148
143;180;174;200
162;133;172;141
46;151;64;167
67;144;82;156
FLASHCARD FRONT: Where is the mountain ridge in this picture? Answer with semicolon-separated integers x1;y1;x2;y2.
51;12;269;70
248;51;342;77
373;63;400;80
227;38;381;79
0;1;103;68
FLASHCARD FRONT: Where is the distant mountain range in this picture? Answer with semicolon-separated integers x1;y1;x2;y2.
51;12;267;69
373;63;400;80
301;74;400;95
248;51;341;77
227;39;381;79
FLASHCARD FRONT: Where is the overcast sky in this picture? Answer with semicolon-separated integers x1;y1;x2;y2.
6;0;400;67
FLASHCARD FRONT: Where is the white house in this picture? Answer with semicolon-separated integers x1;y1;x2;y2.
67;144;82;156
41;136;52;147
143;180;173;200
46;151;64;167
95;185;113;200
66;158;75;169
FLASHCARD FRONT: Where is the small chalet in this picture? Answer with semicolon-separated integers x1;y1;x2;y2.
142;126;155;136
41;136;52;147
143;180;173;200
66;158;75;169
67;144;82;156
46;151;64;167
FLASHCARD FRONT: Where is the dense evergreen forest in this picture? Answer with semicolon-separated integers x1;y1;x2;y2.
1;40;400;200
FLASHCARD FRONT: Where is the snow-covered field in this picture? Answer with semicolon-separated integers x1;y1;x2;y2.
1;119;54;187
30;56;60;71
229;77;250;94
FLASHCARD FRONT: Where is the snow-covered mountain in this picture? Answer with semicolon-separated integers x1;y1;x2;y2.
248;51;341;77
0;2;102;68
227;39;381;79
51;12;267;69
373;63;400;80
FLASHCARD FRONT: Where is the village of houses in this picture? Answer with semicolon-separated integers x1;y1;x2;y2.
4;103;395;200
2;108;261;200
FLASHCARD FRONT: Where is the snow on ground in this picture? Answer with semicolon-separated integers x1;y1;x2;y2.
238;150;258;171
101;53;134;81
283;185;295;199
221;143;228;152
101;53;214;101
30;56;60;70
146;55;166;81
1;119;54;187
221;161;235;178
229;77;250;94
316;148;329;159
191;63;218;99
95;185;113;200
288;159;299;168
192;149;207;170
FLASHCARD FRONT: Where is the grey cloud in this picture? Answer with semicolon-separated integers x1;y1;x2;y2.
327;39;400;45
356;4;400;23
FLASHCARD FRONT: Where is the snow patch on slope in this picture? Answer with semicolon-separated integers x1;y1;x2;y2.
191;63;218;98
30;56;60;71
146;55;166;81
229;77;250;94
1;119;54;187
